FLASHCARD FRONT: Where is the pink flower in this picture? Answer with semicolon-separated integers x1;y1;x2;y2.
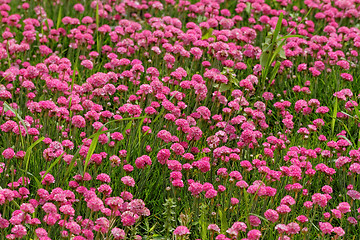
2;148;15;160
42;203;57;214
173;226;190;236
205;189;217;199
188;182;203;196
81;60;93;69
296;215;308;223
340;73;353;81
230;198;239;205
135;155;152;169
336;60;350;70
347;190;360;200
96;173;111;183
20;203;34;214
121;176;135;187
247;229;261;240
157;149;171;165
71;115;86;128
74;3;85;12
319;222;333;235
59;205;75;216
276;204;291;214
121;211;138;226
208;224;220;233
280;195;296;206
286;222;300;235
41;173;55;185
87;197;104;212
35;228;48;238
312;193;328;207
332;227;345;236
111;227;126;239
11;224;27;238
249;215;261;227
193;160;211;173
337;202;351;214
264;209;279;223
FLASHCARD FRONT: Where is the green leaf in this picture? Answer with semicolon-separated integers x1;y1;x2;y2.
218;208;228;234
229;79;239;87
97;34;101;56
122;121;132;136
269;61;281;82
199;204;208;239
96;3;100;29
279;47;286;59
3;102;28;135
202;28;214;40
18;169;42;189
83;116;147;175
267;39;287;69
41;152;65;183
196;15;206;24
260;49;270;70
272;12;283;45
45;19;50;31
83;131;101;175
6;42;11;68
277;34;307;41
63;146;82;182
338;132;353;147
353;104;360;148
245;2;251;15
69;67;77;108
219;83;231;92
353;104;360;122
331;98;338;135
56;7;62;29
248;213;269;223
138;117;146;146
24;137;45;182
153;108;165;123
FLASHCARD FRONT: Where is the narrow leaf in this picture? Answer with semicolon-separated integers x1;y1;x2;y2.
331;98;338;134
83;131;101;175
272;12;283;45
24;137;45;177
269;61;281;81
277;34;307;41
3;102;28;135
219;83;231;92
218;208;228;234
201;28;214;40
41;152;65;183
56;7;62;29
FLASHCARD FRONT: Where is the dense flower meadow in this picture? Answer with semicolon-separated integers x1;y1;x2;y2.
1;0;360;239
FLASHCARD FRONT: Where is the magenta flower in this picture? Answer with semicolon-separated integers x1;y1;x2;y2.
173;226;190;236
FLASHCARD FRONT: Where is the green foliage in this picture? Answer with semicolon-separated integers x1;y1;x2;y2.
163;198;177;238
260;11;311;88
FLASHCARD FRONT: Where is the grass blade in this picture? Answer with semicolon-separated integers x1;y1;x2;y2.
56;6;62;29
218;208;228;234
3;102;28;135
23;137;45;184
83;131;101;175
331;98;338;135
40;152;65;183
272;12;283;45
83;116;147;175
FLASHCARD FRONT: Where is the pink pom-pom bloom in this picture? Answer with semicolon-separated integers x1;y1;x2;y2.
173;226;190;236
121;176;135;187
2;148;15;159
